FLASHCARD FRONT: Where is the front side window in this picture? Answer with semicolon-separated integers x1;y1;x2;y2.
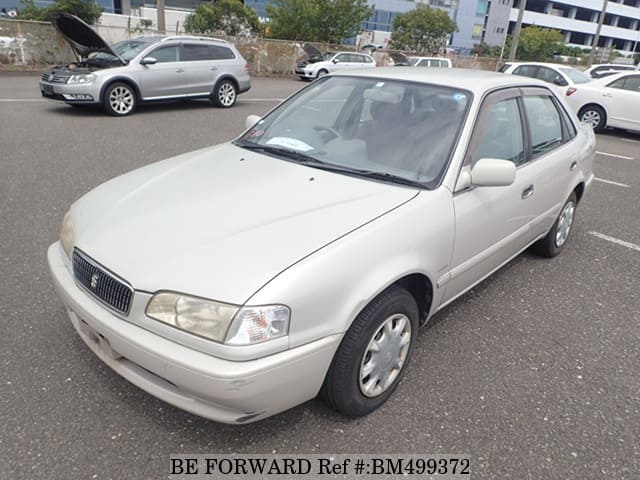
336;54;351;63
472;98;525;166
148;45;179;63
609;75;640;92
522;95;565;157
235;76;471;188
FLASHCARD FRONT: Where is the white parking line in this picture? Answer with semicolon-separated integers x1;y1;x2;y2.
0;98;44;102
596;151;634;160
594;177;631;188
239;98;283;102
589;231;640;253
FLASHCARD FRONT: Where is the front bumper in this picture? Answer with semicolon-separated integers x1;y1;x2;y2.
47;242;341;424
39;80;100;104
295;69;316;79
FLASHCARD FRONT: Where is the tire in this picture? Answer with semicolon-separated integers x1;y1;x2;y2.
532;192;578;258
211;79;237;108
579;105;606;132
321;286;418;417
104;82;136;116
316;69;328;78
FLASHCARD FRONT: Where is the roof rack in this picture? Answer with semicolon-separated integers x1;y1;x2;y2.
161;35;228;44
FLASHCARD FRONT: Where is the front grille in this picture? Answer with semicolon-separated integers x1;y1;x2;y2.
41;73;69;84
72;249;133;315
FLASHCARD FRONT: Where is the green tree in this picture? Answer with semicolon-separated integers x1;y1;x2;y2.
266;0;373;43
19;0;103;24
185;0;260;36
390;5;457;54
515;26;564;61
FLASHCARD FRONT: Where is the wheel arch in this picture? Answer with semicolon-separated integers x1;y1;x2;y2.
573;181;585;204
392;273;434;327
578;102;608;123
212;75;239;95
99;77;141;104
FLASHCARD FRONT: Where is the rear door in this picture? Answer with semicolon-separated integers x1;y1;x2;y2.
182;43;237;96
137;44;186;99
601;74;640;130
444;88;540;302
519;87;580;237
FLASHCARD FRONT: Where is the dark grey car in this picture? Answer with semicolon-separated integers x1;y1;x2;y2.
40;14;251;116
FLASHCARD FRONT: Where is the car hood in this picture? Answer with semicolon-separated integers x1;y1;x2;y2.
52;13;123;62
71;143;418;304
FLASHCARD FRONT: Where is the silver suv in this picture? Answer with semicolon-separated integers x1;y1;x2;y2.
40;14;251;116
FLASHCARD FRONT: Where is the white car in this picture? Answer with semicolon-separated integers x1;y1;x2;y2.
409;56;452;68
48;68;595;424
295;50;376;80
583;63;638;79
500;62;591;96
564;71;640;132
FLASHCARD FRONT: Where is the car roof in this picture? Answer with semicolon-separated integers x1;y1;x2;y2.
507;62;580;70
333;67;552;92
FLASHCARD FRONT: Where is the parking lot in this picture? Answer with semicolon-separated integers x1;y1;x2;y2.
1;72;639;479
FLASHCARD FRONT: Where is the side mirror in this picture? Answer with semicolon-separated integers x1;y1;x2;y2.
245;114;261;129
332;58;339;64
470;158;516;187
140;57;157;66
553;75;568;86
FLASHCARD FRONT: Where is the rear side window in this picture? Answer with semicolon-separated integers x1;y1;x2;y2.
182;44;236;61
210;45;235;60
498;63;511;73
522;95;565;157
513;65;538;78
182;44;211;61
363;56;374;63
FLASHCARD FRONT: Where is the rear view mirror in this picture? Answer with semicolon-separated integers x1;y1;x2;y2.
470;158;516;187
245;114;261;129
140;57;157;66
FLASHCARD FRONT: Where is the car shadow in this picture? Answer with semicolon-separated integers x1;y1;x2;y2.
43;98;221;118
599;128;640;141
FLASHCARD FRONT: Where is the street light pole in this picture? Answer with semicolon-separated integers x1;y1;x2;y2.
508;0;527;61
587;0;608;67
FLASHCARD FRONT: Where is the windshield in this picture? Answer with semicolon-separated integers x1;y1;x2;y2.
559;67;591;84
112;39;154;61
235;76;471;188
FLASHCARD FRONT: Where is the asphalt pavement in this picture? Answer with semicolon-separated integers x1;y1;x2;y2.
1;73;639;480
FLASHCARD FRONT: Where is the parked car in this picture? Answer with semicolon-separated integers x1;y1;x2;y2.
48;68;595;424
564;71;640;132
583;63;638;79
295;44;375;80
39;13;251;116
409;56;452;68
371;50;411;66
500;62;591;96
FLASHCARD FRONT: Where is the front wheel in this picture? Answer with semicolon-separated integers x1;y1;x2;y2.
321;286;418;417
532;192;577;258
579;105;606;132
211;80;237;108
316;69;328;78
104;82;136;116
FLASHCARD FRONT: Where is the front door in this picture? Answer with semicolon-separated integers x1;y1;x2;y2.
138;45;186;99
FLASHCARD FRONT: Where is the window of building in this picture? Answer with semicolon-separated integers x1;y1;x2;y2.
472;24;483;38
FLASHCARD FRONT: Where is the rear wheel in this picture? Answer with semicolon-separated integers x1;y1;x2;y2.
579;105;606;132
104;82;136;116
321;286;418;417
532;192;577;258
211;80;237;108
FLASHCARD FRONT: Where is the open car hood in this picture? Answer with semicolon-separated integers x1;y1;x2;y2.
52;13;124;63
303;43;323;58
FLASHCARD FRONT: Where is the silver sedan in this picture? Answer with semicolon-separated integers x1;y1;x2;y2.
48;68;595;423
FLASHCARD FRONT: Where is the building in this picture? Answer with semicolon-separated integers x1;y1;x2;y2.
483;0;640;54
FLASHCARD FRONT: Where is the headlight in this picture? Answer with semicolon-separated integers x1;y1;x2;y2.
145;292;290;345
60;210;74;258
67;74;96;84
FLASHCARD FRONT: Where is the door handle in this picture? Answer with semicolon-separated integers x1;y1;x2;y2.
521;184;534;199
570;160;577;171
176;68;184;73
602;92;613;98
210;66;218;71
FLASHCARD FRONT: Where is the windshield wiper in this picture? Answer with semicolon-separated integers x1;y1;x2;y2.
234;140;426;189
234;141;322;164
